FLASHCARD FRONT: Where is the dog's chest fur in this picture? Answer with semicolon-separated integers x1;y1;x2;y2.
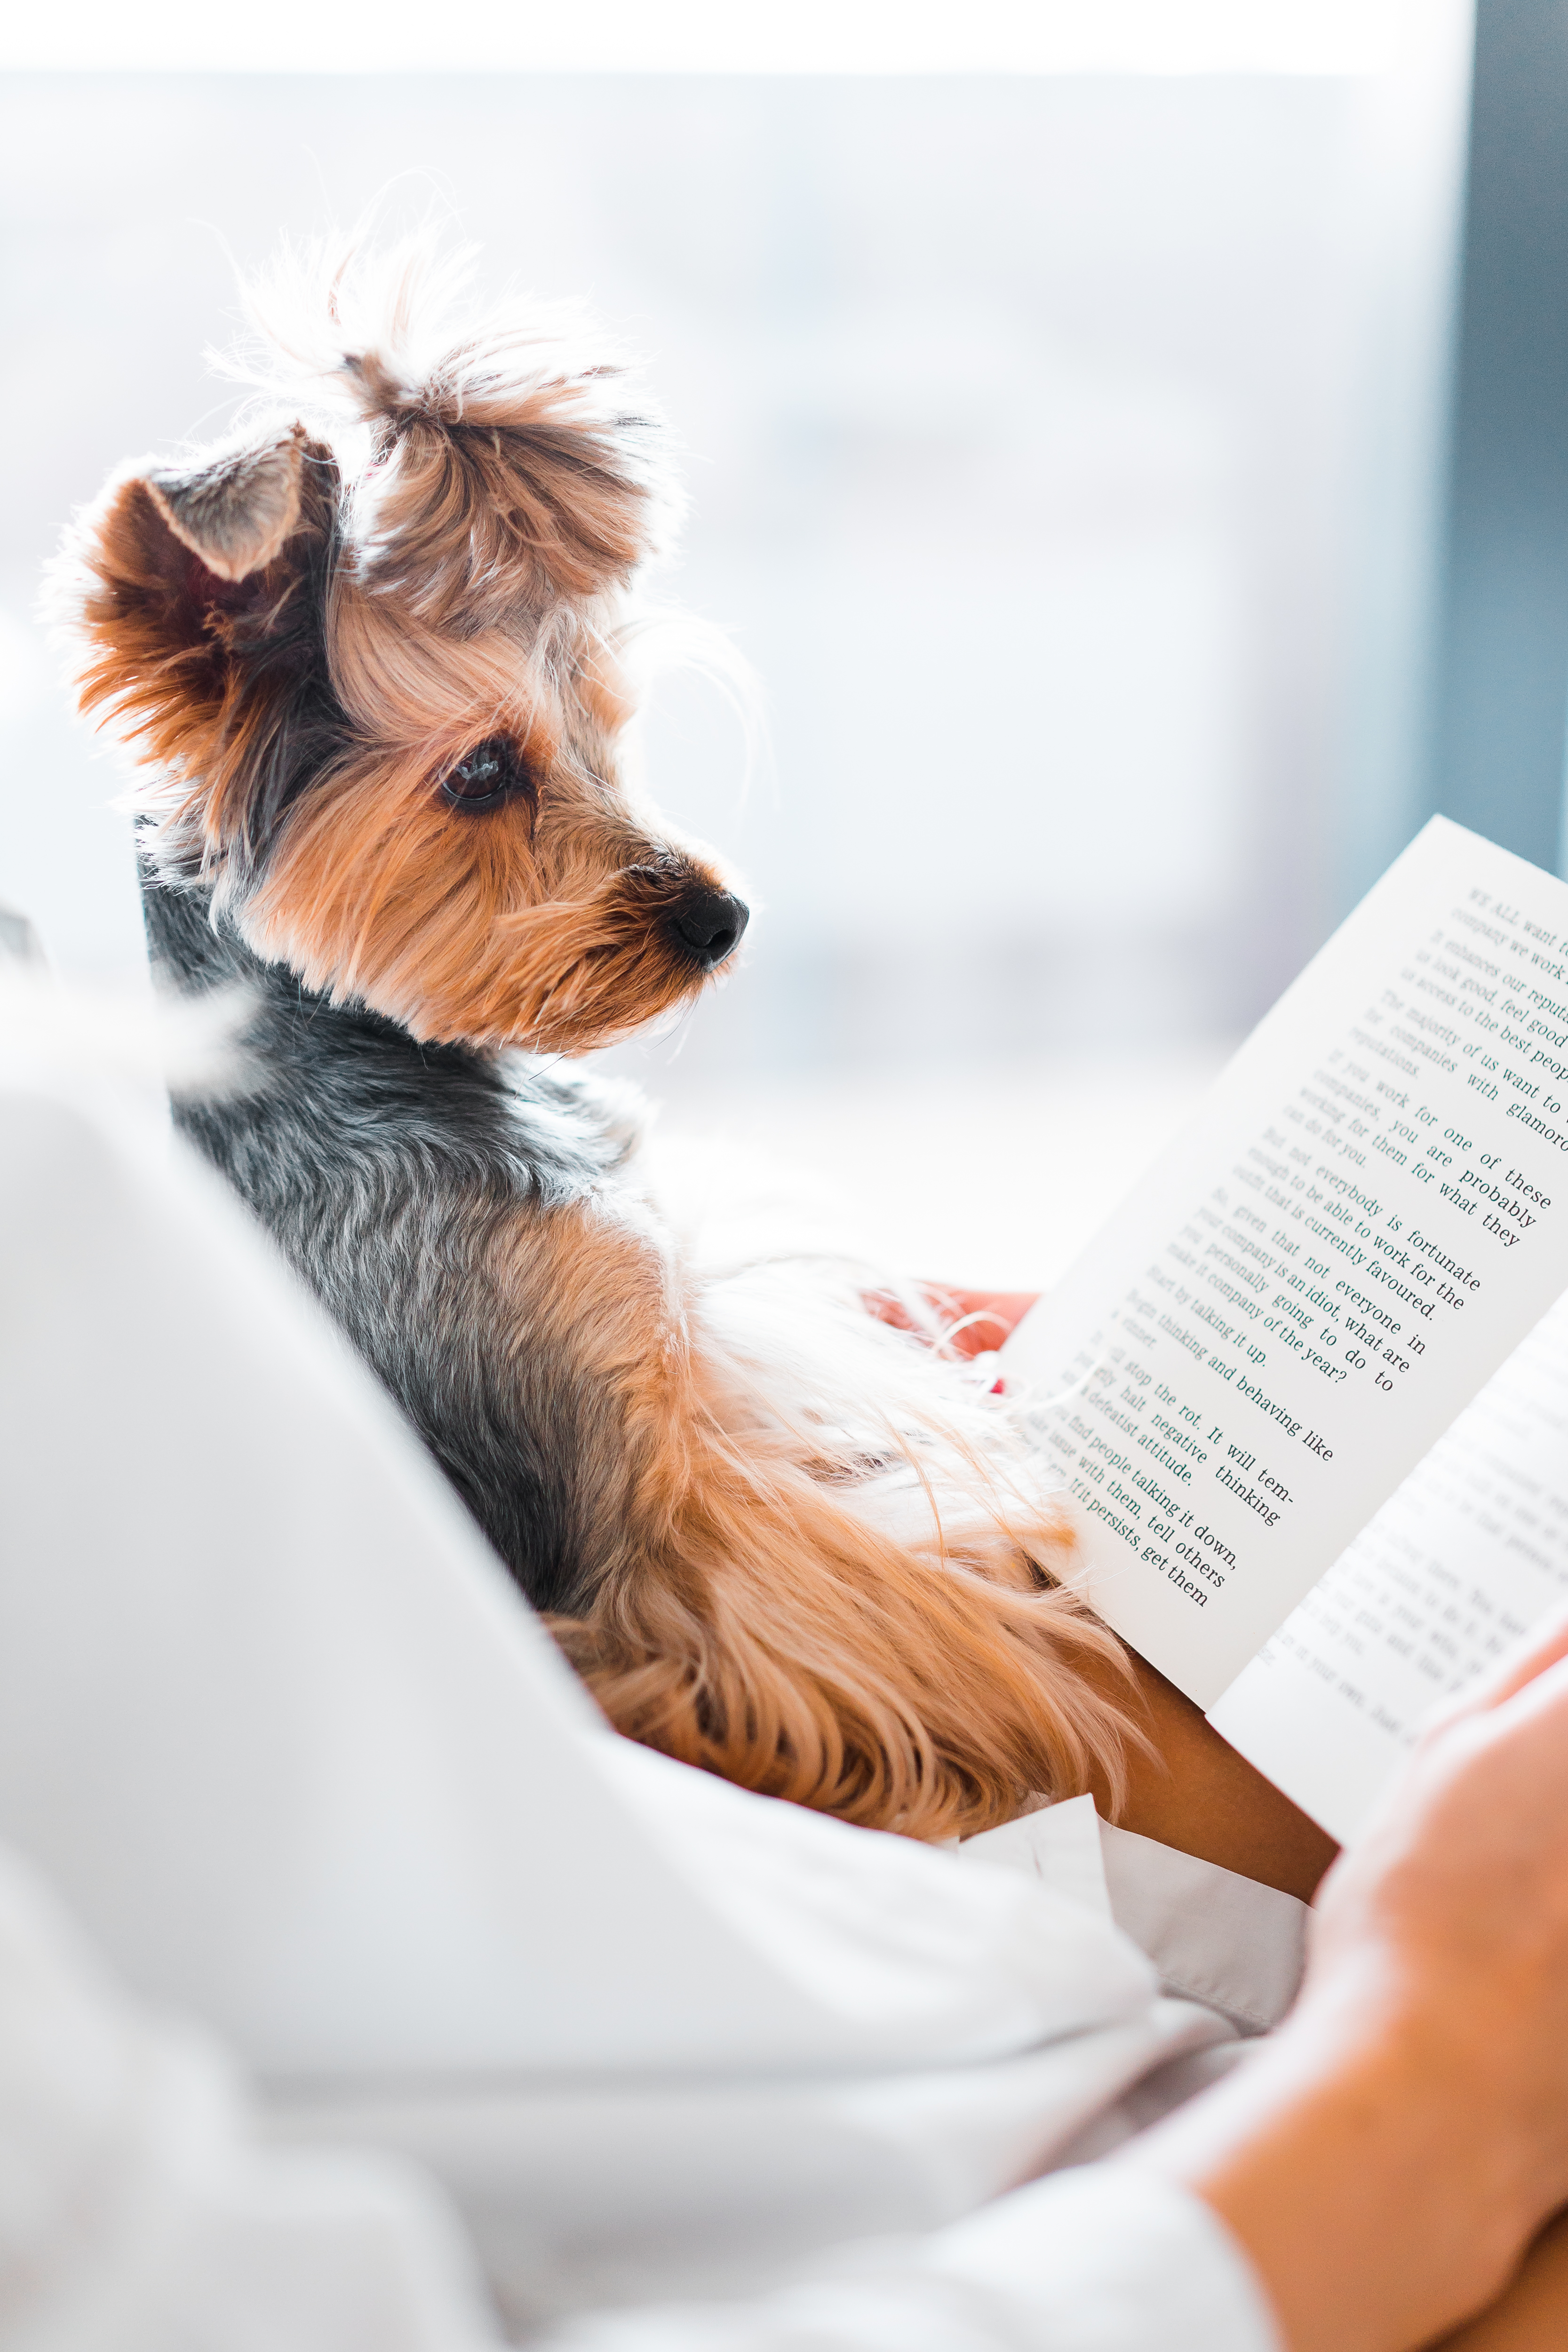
144;870;645;1617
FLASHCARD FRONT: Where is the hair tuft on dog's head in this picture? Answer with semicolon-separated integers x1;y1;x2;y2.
222;232;680;629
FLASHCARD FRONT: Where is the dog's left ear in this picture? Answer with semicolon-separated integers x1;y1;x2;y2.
139;422;309;583
52;422;342;877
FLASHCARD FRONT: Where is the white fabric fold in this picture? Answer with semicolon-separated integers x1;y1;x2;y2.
0;1078;1153;2083
961;1799;1308;2035
0;1015;1286;2345
0;1827;1278;2352
0;1841;494;2352
264;1998;1232;2330
1097;1824;1306;2035
541;2171;1281;2351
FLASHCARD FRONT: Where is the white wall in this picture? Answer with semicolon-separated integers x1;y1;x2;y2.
0;34;1471;1084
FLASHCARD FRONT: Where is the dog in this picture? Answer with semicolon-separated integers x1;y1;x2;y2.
50;238;1133;1840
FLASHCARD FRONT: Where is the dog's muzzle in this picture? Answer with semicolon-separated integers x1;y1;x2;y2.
668;886;750;971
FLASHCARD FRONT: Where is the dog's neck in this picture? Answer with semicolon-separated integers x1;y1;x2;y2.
136;855;499;1081
137;857;262;999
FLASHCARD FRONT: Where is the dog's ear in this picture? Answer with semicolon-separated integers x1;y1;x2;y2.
53;422;345;878
139;423;309;583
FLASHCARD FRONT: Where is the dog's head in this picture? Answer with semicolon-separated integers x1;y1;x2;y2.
52;244;748;1052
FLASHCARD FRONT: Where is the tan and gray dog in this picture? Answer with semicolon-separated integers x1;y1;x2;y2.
51;237;1132;1839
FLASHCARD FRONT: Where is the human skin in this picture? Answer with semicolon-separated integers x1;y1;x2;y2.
1139;1621;1568;2350
909;1287;1337;1899
922;1288;1568;2349
1435;2216;1568;2348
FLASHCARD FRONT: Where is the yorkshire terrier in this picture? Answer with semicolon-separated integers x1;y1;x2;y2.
51;239;1131;1840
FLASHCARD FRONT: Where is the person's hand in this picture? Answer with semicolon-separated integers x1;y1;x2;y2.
865;1284;1040;1361
1133;1610;1568;2352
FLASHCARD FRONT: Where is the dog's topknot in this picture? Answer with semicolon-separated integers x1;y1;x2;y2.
223;231;681;628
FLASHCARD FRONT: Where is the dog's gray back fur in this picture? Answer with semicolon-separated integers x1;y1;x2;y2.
145;868;634;1614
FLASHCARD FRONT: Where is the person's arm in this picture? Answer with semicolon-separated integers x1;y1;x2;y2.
880;1286;1568;2346
881;1284;1340;1899
1131;1616;1568;2352
1438;2210;1568;2348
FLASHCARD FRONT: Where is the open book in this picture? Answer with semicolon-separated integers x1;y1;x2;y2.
1001;816;1568;1841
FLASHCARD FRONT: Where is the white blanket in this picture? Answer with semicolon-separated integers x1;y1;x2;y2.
0;1005;1288;2346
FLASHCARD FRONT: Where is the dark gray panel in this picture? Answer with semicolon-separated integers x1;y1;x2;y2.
1431;0;1568;870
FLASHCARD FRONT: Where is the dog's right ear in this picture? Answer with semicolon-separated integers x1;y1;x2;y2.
51;421;342;879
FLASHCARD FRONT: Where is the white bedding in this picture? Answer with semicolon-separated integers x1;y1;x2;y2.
0;1002;1287;2347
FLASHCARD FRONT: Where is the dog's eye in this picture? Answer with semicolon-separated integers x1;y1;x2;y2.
440;737;537;813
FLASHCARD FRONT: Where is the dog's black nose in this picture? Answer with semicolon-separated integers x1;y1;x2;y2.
669;887;750;970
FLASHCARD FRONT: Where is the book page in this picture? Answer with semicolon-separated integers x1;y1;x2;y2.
1208;1295;1568;1840
1001;817;1568;1706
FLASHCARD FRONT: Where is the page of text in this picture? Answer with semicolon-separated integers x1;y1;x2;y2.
1001;818;1568;1703
1208;1293;1568;1838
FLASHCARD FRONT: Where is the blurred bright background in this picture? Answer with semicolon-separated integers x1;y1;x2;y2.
0;3;1492;1281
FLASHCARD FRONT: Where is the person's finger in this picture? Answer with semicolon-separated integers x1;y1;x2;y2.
1425;1601;1568;1733
922;1287;1041;1359
861;1287;1042;1359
